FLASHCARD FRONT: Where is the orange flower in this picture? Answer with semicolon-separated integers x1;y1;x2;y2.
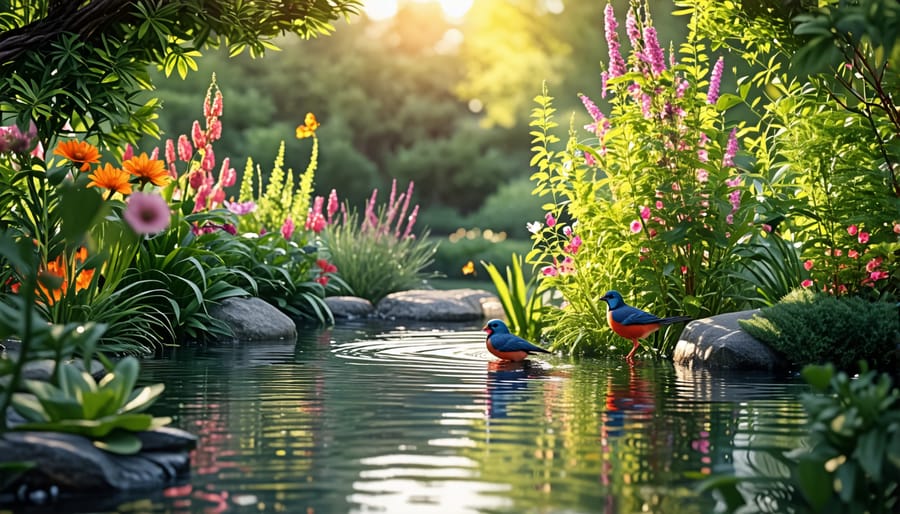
123;152;171;187
88;163;133;195
36;247;95;305
296;112;320;139
53;140;101;172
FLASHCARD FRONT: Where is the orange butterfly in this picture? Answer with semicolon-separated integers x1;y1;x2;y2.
462;260;476;276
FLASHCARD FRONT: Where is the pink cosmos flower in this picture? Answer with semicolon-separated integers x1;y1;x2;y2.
655;200;664;209
847;224;858;236
124;192;171;235
630;220;642;233
866;256;883;273
801;279;813;288
870;271;890;281
858;232;869;244
803;259;814;271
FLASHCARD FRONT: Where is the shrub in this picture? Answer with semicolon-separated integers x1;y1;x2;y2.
739;288;899;371
431;229;532;280
321;180;439;304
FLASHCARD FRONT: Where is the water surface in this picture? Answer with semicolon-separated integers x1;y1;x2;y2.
87;321;809;513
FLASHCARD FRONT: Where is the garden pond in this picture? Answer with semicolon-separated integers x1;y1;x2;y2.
46;320;809;513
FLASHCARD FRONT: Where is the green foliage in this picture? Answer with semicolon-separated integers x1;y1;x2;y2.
739;288;900;371
529;2;762;355
466;178;545;239
480;253;549;343
11;357;171;455
701;364;900;513
731;231;806;306
322;182;439;303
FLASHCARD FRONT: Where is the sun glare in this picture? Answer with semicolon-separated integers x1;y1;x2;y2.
363;0;472;21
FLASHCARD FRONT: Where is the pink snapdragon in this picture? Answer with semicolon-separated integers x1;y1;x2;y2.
723;128;739;167
281;217;295;240
625;8;640;49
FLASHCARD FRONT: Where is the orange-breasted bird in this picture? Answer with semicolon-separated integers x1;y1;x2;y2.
599;290;692;362
482;319;551;362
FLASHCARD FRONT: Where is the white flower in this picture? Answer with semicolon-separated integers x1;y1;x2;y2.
526;221;543;234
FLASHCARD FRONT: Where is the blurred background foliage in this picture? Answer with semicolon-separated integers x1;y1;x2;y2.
143;0;688;246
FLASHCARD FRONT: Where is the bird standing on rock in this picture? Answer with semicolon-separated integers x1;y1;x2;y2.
482;319;551;362
599;290;692;362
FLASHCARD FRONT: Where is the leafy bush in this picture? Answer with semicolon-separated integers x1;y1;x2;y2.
739;288;899;371
702;364;900;514
322;180;438;304
481;253;550;343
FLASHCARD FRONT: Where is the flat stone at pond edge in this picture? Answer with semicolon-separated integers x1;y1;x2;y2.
673;310;789;371
375;289;504;321
208;297;297;342
0;428;194;493
325;296;375;319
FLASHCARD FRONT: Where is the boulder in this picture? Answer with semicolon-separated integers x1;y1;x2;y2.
325;296;375;319
208;297;296;342
375;288;502;322
673;310;789;371
0;428;195;497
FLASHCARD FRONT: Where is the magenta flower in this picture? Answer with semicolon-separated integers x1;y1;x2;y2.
625;8;640;48
165;138;176;166
326;189;339;223
723;128;739;167
894;222;900;234
707;57;724;105
803;259;814;271
640;205;651;220
224;200;256;215
801;279;814;288
630;220;642;233
545;212;557;227
191;120;206;149
696;168;709;183
564;235;583;254
641;26;667;75
848;249;859;259
604;4;626;78
124;192;171;235
281;217;295;240
541;265;558;277
847;224;858;236
858;231;870;244
177;135;192;161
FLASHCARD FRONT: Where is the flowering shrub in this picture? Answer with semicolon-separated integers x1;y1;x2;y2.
529;2;763;356
322;179;438;303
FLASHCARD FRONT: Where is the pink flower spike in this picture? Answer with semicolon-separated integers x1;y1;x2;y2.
165;139;176;166
847;224;858;236
803;260;814;271
707;56;724;105
191;120;206;149
641;26;667;75
723;128;739;167
326;189;339;223
630;220;642;233
696;168;709;183
124;192;171;235
177;135;192;162
121;143;134;162
858;232;870;244
604;4;626;78
281;217;295;240
224;200;256;215
801;279;813;288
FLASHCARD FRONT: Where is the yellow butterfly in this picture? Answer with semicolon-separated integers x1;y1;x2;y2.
296;112;321;139
461;260;476;276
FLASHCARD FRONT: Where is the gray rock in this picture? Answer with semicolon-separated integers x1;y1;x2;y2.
375;288;502;321
0;429;192;492
208;297;297;342
673;310;788;371
325;296;375;319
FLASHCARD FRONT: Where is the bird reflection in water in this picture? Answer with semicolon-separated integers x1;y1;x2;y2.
484;359;550;419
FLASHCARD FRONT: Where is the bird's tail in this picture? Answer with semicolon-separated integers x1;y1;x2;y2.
659;315;692;326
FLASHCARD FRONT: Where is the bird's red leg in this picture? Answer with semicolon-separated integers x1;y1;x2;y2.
625;339;639;361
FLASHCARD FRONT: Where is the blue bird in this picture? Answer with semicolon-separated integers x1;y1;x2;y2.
482;319;551;362
600;290;692;361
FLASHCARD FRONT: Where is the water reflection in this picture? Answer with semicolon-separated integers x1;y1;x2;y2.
27;323;808;513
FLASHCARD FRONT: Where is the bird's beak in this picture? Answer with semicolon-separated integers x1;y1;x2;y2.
482;325;490;333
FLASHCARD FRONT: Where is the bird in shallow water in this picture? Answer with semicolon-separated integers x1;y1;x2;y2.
482;319;551;362
599;290;692;362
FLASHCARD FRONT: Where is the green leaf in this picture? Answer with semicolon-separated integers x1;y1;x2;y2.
802;364;834;392
93;431;142;455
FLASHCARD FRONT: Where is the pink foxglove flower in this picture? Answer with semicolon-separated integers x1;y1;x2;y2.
641;26;666;75
604;4;626;78
723;128;739;167
707;57;724;105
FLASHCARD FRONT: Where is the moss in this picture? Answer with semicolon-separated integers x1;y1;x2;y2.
739;288;900;371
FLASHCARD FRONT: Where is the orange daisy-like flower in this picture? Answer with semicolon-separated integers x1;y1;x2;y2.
296;112;320;139
88;163;133;195
122;152;171;187
53;140;101;172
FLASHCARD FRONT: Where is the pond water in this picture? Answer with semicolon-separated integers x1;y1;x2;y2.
69;321;809;513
